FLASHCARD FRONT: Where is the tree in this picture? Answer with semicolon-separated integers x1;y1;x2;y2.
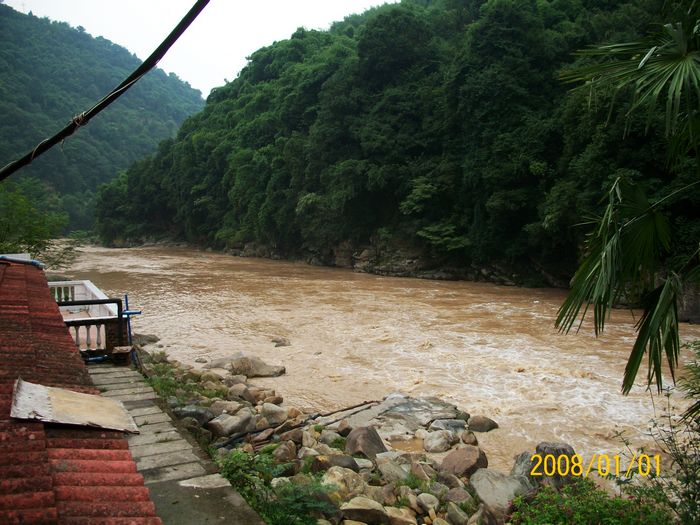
556;1;700;396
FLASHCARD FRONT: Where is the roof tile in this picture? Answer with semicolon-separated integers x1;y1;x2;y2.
0;262;162;524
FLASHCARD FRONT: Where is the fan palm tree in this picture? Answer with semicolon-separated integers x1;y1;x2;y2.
556;1;700;403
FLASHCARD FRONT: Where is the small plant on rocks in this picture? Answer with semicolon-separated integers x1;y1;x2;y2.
217;448;336;525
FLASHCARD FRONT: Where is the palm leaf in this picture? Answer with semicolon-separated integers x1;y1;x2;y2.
560;9;700;145
556;177;685;393
622;274;681;394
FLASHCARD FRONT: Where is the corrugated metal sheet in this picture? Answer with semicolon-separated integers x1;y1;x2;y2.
12;378;139;433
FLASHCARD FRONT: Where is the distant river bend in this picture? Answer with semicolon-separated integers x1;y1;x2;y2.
64;245;700;471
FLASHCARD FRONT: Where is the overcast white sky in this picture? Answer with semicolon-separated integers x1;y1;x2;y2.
4;0;397;97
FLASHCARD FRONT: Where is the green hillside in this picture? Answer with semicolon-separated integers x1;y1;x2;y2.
0;4;204;230
95;0;700;285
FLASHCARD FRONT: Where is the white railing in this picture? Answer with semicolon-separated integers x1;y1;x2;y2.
49;280;123;351
49;280;118;317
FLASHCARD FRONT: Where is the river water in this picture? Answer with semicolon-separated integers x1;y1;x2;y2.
63;244;700;471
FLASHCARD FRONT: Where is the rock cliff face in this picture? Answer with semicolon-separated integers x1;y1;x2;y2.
227;240;544;287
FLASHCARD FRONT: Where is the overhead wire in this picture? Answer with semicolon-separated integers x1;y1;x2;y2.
0;0;210;182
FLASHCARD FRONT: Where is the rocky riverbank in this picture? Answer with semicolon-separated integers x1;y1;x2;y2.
134;339;581;525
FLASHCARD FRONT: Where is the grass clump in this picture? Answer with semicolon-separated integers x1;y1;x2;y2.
217;448;336;525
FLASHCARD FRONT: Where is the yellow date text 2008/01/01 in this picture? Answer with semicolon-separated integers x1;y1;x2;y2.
529;453;661;478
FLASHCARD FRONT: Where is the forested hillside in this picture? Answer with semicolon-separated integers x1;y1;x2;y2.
0;4;203;230
96;0;700;285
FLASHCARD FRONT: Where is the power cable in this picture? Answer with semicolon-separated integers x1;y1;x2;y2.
0;0;210;182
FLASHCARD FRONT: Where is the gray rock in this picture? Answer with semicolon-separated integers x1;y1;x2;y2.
320;430;343;447
532;442;577;490
261;403;288;426
376;455;410;483
469;468;530;516
205;409;253;437
227;355;286;378
297;447;320;459
194;357;208;363
467;415;498;433
440;446;488;477
437;472;465;489
279;428;304;444
416;492;439;513
322;466;366;500
222;374;248;387
423;430;458;453
311;455;360;473
381;395;460;427
510;451;539;491
340;496;388;525
227;383;256;404
429;419;467;434
202;352;244;369
271;336;291;347
428;481;450;500
385;506;418;525
337;418;353;437
447;501;469;525
345;426;388;460
208;400;243;417
445;487;474;505
461;431;478;446
467;503;500;525
172;405;215;426
355;458;374;470
410;461;433;481
272;440;297;462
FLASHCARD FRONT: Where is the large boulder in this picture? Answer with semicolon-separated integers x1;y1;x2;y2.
467;415;499;432
385;506;418;525
261;403;288;426
205;409;253;437
440;446;488;477
228;355;286;378
529;442;577;490
172;405;215;426
345;426;388;460
469;468;530;517
208;400;243;417
376;454;410;483
429;419;467;434
423;430;458;453
340;496;389;525
322;466;366;501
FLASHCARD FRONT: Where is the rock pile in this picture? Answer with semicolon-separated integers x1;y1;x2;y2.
137;349;575;525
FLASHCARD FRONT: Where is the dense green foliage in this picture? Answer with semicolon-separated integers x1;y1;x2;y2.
217;449;335;525
509;478;672;524
0;4;203;230
0;177;65;255
96;0;699;284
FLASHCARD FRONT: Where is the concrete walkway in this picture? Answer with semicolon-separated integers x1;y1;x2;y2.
87;364;265;525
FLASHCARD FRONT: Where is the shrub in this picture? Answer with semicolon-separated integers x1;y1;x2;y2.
217;448;336;525
509;478;672;525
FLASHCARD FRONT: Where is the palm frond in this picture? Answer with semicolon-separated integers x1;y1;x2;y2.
560;11;700;141
622;274;681;394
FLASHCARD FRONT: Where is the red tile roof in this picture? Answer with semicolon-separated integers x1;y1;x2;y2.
0;261;162;525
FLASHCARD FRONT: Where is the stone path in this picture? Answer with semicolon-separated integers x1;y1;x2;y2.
88;364;265;525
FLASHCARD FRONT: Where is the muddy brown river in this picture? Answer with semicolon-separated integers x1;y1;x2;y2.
62;244;700;471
